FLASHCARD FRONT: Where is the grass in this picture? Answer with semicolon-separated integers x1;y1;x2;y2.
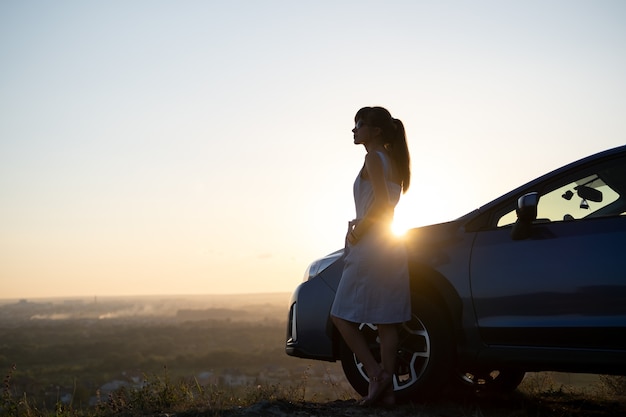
2;366;625;417
1;363;354;417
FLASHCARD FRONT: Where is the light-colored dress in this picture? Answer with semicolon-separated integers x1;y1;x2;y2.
330;151;411;324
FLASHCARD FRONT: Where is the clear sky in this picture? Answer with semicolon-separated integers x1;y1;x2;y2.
1;1;625;299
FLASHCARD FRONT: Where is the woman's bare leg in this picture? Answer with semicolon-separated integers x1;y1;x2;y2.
377;323;399;374
376;323;399;405
331;316;381;378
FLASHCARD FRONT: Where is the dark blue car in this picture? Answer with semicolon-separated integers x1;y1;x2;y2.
286;145;626;401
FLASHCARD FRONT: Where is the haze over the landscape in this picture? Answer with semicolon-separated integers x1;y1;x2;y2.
1;1;625;299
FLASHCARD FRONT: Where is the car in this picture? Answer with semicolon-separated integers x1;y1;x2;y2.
285;145;626;402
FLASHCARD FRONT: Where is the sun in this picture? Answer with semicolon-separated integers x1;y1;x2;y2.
391;216;411;236
390;196;450;236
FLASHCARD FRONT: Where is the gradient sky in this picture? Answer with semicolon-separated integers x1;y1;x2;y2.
1;1;625;299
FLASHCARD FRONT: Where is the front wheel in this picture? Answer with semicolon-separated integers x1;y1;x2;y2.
339;295;454;402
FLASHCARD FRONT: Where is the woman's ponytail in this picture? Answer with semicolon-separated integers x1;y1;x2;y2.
390;118;411;193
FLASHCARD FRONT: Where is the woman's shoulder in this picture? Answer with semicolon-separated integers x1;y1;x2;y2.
365;150;402;185
365;150;391;175
364;149;390;164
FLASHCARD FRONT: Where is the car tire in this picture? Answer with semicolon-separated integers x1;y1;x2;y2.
338;294;455;402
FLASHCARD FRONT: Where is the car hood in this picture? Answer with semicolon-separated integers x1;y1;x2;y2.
403;218;467;265
405;218;465;243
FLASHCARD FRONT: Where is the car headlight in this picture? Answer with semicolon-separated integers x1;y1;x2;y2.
302;249;344;281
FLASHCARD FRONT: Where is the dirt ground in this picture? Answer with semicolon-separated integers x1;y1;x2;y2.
183;392;626;417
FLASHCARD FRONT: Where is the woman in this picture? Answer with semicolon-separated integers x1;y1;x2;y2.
330;106;411;406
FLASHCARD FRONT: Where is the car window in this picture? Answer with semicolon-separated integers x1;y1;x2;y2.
497;156;626;227
535;175;619;222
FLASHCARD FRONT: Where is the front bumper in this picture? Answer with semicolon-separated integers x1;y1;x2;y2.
285;258;345;361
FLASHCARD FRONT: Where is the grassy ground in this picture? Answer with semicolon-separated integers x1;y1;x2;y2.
2;298;624;417
2;370;625;417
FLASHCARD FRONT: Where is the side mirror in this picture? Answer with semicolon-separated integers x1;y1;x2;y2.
511;192;539;240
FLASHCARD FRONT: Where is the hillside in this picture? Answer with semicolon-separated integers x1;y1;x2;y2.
1;294;624;416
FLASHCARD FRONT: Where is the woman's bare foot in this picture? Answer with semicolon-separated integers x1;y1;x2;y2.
358;369;392;406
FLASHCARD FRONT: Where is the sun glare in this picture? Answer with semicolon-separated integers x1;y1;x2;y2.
391;219;410;236
391;202;418;236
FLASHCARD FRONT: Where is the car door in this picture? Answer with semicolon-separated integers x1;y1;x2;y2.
469;155;626;350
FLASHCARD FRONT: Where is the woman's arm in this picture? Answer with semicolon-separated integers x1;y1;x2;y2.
347;152;393;245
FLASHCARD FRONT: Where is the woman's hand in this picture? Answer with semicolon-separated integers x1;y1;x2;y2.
346;228;360;246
